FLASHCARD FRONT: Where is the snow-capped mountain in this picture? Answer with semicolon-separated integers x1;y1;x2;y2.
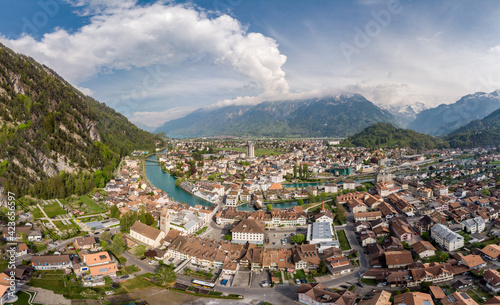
379;102;428;127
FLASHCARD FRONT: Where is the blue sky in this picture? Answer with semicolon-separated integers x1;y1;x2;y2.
1;0;500;130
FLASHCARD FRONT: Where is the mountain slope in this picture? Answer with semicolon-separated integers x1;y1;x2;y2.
156;94;397;137
445;108;500;148
407;91;500;136
342;122;448;149
380;102;428;127
0;43;163;198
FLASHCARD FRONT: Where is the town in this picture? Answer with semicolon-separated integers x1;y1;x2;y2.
0;138;499;305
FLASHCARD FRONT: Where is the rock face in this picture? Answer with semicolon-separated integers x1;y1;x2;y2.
0;42;162;195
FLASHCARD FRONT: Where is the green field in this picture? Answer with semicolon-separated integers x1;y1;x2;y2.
13;290;43;305
337;229;351;250
79;195;107;213
491;160;500;165
53;220;80;231
42;201;66;218
31;207;44;219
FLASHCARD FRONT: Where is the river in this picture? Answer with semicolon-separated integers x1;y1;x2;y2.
144;152;374;210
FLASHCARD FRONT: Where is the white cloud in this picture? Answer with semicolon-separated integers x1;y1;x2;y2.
130;106;198;128
4;1;288;98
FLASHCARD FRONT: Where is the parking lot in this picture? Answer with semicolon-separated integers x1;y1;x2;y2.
232;270;250;287
266;227;306;249
251;270;270;288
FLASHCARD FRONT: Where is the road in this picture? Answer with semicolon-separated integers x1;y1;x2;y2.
122;251;156;274
215;286;297;305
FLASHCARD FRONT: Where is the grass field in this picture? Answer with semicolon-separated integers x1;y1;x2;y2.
13;290;43;305
31;207;44;219
79;195;107;213
337;229;351;250
53;220;80;231
43;201;66;218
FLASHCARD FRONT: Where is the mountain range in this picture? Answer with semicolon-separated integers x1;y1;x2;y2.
0;43;162;198
407;91;500;136
156;95;398;137
156;90;500;142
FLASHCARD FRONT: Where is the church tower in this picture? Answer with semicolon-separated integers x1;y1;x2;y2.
160;207;170;235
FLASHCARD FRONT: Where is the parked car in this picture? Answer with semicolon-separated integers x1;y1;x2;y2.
300;279;306;284
357;282;365;287
340;285;349;289
290;233;295;236
272;242;276;245
295;279;301;284
148;260;155;265
140;257;146;261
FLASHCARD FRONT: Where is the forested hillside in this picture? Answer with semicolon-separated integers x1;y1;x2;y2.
342;123;448;149
0;43;163;198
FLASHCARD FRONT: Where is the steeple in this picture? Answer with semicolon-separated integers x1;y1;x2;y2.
320;201;326;212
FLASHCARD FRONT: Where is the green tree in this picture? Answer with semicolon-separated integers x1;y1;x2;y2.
303;164;309;179
335;203;346;224
293;164;297;178
318;260;327;274
291;234;306;244
297;199;304;206
120;211;138;233
420;281;432;292
267;204;272;212
157;265;177;285
110;233;127;254
109;205;120;219
100;231;112;244
133;244;146;257
224;234;232;241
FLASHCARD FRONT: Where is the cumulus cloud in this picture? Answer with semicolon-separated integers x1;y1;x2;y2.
4;0;289;98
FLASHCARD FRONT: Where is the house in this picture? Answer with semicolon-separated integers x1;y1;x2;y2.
343;180;356;190
324;183;338;194
462;217;486;234
385;251;413;268
0;272;20;304
485;297;500;305
394;292;435;305
130;221;166;248
314;202;334;224
231;219;265;245
412;241;437;258
360;230;377;247
2;226;31;241
354;221;371;233
460;255;486;270
16;243;28;257
358;291;391;305
409;263;454;287
354;211;382;222
82;252;118;277
442;291;479;305
292;244;321;271
348;199;367;213
481;244;500;260
429;286;446;301
74;236;97;250
431;224;464;251
484;269;500;292
296;283;357;305
27;230;43;242
391;219;413;242
32;255;72;270
326;256;354;275
453;279;473;290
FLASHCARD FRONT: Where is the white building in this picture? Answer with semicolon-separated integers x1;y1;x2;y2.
231;219;265;245
306;222;339;253
431;224;464;251
461;216;486;234
324;183;338;194
130;221;166;248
